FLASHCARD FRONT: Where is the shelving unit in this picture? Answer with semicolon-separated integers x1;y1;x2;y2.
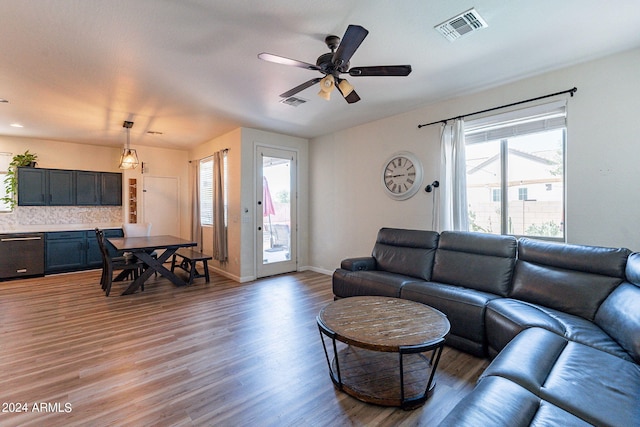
128;178;137;223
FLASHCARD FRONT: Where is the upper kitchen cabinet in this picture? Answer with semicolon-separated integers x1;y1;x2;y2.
76;171;101;205
48;169;75;205
100;172;122;205
17;167;47;206
17;167;122;206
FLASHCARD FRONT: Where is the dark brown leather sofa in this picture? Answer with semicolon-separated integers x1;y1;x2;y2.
333;228;640;426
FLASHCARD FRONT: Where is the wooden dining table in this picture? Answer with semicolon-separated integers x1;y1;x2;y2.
107;235;197;295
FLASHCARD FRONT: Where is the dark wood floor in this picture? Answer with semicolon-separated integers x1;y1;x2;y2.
0;269;488;426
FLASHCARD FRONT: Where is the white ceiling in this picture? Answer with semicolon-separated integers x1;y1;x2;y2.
1;0;639;150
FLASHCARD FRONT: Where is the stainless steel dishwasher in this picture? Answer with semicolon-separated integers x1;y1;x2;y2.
0;233;45;280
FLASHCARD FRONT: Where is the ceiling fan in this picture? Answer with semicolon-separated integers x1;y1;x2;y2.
258;25;412;104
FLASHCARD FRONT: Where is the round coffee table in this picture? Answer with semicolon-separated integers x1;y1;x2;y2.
317;296;450;409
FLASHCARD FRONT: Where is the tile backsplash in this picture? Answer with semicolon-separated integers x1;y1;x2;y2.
0;206;122;231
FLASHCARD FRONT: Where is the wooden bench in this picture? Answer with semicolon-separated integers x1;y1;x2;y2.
170;248;212;285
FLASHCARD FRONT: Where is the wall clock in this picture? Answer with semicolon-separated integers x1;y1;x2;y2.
382;151;424;200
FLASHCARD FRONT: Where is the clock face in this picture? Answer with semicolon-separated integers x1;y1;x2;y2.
382;152;423;200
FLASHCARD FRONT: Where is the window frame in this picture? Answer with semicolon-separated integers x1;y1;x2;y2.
465;102;567;241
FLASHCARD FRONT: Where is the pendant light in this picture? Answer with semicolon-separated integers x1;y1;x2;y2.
119;120;139;169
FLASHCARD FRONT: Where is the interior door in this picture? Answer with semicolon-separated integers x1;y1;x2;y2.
142;176;180;236
256;146;297;278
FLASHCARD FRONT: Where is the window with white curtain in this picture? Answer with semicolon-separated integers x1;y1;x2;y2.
199;157;213;225
0;152;12;212
465;101;566;240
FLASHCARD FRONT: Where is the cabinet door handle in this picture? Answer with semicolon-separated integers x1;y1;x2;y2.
1;237;42;242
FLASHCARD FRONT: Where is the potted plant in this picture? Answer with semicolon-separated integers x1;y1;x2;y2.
2;150;38;210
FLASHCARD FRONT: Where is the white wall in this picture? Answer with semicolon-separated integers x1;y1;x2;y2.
309;48;640;273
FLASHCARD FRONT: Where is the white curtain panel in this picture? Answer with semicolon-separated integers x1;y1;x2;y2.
438;119;469;231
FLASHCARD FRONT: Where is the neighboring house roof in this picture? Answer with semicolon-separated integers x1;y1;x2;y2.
468;148;555;175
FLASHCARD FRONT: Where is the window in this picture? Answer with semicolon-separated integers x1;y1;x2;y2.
518;188;528;201
199;157;213;225
199;154;228;227
0;152;12;212
465;101;566;240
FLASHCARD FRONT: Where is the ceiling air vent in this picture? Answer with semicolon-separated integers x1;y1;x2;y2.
435;8;488;42
280;96;307;107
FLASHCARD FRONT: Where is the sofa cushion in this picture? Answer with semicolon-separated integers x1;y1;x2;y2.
485;298;564;357
332;269;424;298
431;231;517;296
401;281;499;356
371;228;439;280
485;298;633;361
510;238;630;320
595;281;640;363
438;375;592;427
482;328;640;427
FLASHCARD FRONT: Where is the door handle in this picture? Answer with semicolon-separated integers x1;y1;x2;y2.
258;227;262;231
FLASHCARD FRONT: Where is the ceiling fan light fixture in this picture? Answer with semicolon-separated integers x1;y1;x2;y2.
318;74;335;100
119;120;139;169
338;79;354;97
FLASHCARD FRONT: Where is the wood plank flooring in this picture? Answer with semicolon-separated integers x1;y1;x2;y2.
0;269;488;426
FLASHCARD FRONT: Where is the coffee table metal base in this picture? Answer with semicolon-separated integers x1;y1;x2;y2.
318;323;445;410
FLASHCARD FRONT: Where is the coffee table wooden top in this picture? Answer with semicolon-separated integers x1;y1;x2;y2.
317;296;450;352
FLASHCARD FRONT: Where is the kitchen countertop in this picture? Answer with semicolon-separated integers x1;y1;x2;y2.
0;223;123;234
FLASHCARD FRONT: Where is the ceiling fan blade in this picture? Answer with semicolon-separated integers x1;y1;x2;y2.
332;25;369;69
343;90;361;104
258;53;322;71
279;77;323;98
348;65;412;77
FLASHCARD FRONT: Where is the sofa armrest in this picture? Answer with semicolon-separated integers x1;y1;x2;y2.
340;257;376;271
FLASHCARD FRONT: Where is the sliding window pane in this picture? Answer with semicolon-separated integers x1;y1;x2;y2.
507;130;564;238
466;140;502;234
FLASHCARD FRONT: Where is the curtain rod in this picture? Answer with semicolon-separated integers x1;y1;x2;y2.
417;87;577;129
188;148;229;163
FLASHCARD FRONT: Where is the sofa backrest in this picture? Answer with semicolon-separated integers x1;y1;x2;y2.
511;238;630;320
371;228;439;280
594;252;640;363
431;231;517;296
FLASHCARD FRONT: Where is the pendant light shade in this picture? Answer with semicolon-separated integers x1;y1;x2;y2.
119;121;139;170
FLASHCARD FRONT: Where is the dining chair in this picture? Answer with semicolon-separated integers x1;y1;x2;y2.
95;228;143;296
122;222;158;276
123;222;153;238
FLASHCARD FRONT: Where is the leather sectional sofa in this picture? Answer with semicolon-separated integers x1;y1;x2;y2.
332;228;640;426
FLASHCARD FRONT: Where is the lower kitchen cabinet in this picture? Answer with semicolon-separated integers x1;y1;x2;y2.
45;228;123;273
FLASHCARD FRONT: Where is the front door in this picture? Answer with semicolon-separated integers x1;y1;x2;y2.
256;146;297;278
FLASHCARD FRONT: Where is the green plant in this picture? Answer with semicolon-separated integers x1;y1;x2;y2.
525;221;562;238
2;150;38;210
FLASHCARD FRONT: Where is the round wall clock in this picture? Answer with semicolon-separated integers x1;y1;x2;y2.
381;151;424;200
